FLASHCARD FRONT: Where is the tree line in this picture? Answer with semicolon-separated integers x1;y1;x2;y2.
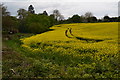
2;4;57;34
63;13;120;23
1;4;120;34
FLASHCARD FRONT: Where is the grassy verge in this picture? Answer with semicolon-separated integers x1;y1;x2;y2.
2;33;72;78
2;33;34;78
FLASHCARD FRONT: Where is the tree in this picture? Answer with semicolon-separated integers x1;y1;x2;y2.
53;9;64;21
84;12;94;22
43;11;48;16
0;4;10;16
1;4;18;33
17;8;29;32
80;15;86;23
103;15;110;22
49;14;56;26
91;16;97;22
28;5;35;14
69;14;81;23
24;14;51;33
59;15;64;21
118;16;120;22
98;19;102;22
76;12;97;23
17;5;54;33
109;17;118;22
87;16;97;22
84;12;93;18
17;8;28;20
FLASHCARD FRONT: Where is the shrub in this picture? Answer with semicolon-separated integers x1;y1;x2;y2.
19;14;52;33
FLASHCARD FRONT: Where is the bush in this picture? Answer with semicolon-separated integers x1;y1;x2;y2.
27;23;49;33
19;14;53;33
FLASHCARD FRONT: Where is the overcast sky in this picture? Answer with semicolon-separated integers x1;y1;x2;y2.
1;0;119;19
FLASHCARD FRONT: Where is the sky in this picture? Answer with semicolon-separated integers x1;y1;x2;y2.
1;0;119;19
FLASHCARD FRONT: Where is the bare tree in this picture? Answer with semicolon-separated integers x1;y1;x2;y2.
59;15;64;21
53;9;64;21
84;12;93;18
84;12;93;22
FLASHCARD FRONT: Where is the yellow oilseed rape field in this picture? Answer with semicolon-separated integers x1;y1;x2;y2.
21;22;119;78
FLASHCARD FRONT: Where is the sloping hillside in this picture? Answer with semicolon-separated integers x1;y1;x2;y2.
19;22;119;78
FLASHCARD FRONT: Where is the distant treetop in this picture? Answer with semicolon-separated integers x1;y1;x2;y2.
28;5;35;14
